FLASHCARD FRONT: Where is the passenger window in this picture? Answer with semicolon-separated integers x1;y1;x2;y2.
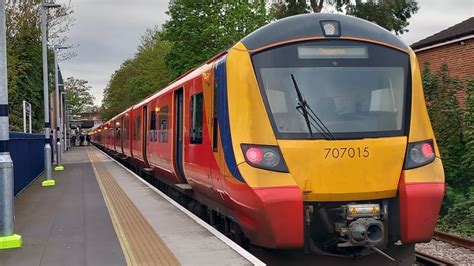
158;106;169;143
150;109;157;142
190;93;203;144
133;116;141;141
123;118;129;140
115;122;121;142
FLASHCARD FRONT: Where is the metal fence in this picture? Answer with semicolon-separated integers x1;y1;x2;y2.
10;132;45;195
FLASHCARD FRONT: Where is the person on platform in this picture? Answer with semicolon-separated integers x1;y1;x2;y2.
79;134;85;146
71;135;76;147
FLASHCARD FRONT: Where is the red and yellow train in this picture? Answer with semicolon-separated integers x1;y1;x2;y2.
92;13;445;259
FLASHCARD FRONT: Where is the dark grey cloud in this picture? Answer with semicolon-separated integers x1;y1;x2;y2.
56;0;473;106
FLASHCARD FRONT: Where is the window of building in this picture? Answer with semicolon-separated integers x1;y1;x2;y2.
190;93;203;144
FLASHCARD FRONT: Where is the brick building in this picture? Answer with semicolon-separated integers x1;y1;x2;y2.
411;17;474;105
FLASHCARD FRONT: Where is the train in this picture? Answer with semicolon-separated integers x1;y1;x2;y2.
91;13;445;261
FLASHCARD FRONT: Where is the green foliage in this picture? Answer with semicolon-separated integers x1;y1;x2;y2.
423;64;474;236
162;0;271;78
438;187;474;237
273;0;419;35
64;77;95;117
274;0;310;19
5;0;73;132
462;80;474;178
6;1;44;132
101;30;172;120
422;64;467;193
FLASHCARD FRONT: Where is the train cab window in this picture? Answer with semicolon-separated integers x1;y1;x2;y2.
190;93;203;144
158;106;169;143
150;110;157;142
133;116;141;141
252;40;410;139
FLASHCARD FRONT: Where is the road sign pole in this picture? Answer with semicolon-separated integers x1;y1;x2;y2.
0;0;22;249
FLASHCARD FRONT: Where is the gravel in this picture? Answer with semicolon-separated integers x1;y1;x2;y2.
416;239;474;265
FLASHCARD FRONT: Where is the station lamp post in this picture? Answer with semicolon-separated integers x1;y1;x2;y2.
41;0;61;187
53;45;69;171
0;0;22;249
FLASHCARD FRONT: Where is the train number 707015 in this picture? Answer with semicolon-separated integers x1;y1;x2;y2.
324;147;370;159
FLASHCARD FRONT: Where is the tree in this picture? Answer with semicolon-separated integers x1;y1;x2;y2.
5;0;74;131
162;0;271;78
101;29;172;120
64;77;96;117
462;80;474;182
272;0;419;35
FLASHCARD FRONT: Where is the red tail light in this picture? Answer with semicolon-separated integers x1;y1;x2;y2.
421;143;434;157
404;140;436;169
246;147;263;164
241;144;288;172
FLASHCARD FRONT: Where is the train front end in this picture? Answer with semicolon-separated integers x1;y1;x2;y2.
225;14;445;258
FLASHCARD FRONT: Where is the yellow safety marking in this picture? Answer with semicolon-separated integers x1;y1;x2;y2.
86;147;180;266
371;207;379;215
351;208;357;215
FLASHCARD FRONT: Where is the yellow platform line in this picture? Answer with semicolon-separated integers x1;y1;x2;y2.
86;147;180;266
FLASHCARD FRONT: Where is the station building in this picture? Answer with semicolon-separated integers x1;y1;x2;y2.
411;17;474;106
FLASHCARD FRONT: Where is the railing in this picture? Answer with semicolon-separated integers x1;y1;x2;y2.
9;132;45;195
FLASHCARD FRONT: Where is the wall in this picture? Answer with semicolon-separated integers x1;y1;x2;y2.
9;132;45;195
415;38;474;106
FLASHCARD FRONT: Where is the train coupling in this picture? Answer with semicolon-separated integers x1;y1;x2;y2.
336;204;384;247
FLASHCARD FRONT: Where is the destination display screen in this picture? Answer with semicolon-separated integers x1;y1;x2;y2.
298;46;368;59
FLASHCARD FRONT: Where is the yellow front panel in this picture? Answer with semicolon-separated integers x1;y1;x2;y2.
279;137;407;201
224;42;443;198
406;49;445;183
226;42;279;162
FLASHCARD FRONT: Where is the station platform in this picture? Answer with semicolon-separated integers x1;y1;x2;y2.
0;146;262;266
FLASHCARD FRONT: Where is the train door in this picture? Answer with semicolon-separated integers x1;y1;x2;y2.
119;116;124;154
211;59;226;195
142;105;149;165
174;88;186;181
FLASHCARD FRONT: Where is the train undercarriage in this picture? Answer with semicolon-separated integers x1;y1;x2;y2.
304;200;403;262
96;144;416;264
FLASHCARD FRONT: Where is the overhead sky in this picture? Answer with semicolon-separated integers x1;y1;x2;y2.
55;0;474;106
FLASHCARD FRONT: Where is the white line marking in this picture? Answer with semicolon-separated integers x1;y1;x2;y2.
95;147;266;266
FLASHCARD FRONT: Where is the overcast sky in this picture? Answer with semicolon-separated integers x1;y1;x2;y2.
56;0;474;106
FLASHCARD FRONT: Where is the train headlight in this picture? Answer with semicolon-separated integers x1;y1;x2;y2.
320;20;341;37
404;140;435;169
241;144;288;172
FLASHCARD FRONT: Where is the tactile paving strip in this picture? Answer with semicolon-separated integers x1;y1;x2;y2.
87;147;180;266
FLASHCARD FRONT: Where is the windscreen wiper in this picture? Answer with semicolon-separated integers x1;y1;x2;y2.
290;74;336;140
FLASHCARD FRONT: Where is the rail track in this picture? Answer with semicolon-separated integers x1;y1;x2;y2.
415;250;454;265
415;231;474;265
433;231;474;251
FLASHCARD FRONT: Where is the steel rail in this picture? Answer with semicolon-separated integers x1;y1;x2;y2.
433;231;474;251
415;250;454;265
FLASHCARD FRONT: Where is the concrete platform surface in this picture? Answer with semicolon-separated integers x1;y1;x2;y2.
0;146;260;266
0;146;125;266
